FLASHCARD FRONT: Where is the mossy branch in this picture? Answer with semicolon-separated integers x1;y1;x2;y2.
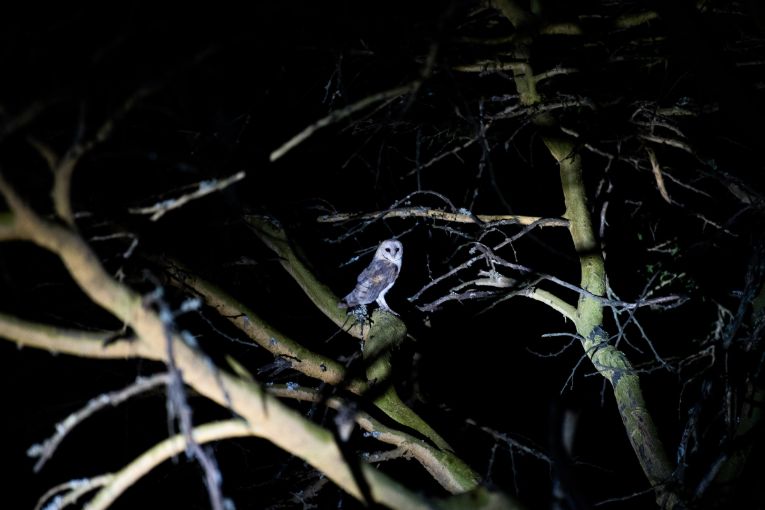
545;136;678;508
242;217;480;489
160;259;480;489
158;257;359;389
270;383;481;494
488;4;679;505
245;215;366;338
0;176;447;509
362;310;480;491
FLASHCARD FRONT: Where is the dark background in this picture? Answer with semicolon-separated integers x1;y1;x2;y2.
1;2;764;509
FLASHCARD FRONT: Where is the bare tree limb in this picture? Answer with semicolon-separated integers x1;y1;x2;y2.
268;385;478;493
158;256;365;390
129;171;246;221
52;86;156;224
270;81;419;162
318;207;568;227
645;147;672;203
245;215;367;338
544;135;678;508
28;373;171;472
0;101;45;140
0;175;460;508
34;475;113;510
521;288;577;322
84;420;257;510
0;312;144;359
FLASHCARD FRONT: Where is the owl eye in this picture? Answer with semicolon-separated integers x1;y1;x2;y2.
385;248;391;253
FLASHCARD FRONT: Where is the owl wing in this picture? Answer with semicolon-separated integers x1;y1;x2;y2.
342;259;399;307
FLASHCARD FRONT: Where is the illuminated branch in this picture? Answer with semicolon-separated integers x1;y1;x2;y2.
521;288;577;322
0;312;145;359
268;385;478;493
244;217;472;455
487;3;680;506
245;215;367;337
84;421;264;510
0;175;464;508
318;207;568;228
453;60;529;74
646;147;672;203
544;135;677;508
270;81;419;162
129;171;246;221
52;86;156;224
158;257;364;390
34;475;113;510
29;374;171;472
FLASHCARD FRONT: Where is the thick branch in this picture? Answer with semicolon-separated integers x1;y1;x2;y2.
470;7;680;502
545;135;677;508
245;215;367;338
0;313;149;360
86;420;254;510
270;384;479;494
0;177;443;508
362;311;460;454
159;259;479;488
243;217;480;484
158;257;363;390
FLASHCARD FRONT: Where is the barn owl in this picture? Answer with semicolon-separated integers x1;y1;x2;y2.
339;239;403;315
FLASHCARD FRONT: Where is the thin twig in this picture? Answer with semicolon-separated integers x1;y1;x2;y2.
645;147;672;203
129;171;245;221
28;373;171;472
270;82;419;162
34;475;114;510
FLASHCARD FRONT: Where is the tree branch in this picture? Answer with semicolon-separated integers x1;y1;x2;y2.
158;257;481;488
0;176;452;508
521;288;577;323
245;215;368;338
544;135;678;508
269;384;478;493
481;5;680;504
158;256;364;390
129;171;246;221
84;420;270;510
0;312;146;359
29;373;171;472
270;81;419;162
318;207;568;228
52;86;155;224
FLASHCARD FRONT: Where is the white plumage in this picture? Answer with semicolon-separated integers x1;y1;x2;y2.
339;239;403;315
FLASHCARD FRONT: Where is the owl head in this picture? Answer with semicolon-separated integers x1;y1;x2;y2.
375;239;403;267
